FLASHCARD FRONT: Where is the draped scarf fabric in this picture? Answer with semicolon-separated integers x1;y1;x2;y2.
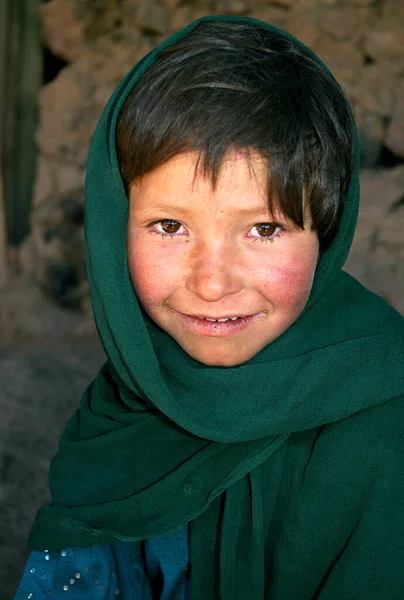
28;15;404;599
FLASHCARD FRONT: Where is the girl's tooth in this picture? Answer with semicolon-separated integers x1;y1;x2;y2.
203;317;243;322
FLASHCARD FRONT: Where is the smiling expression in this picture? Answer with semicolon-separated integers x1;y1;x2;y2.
127;151;320;367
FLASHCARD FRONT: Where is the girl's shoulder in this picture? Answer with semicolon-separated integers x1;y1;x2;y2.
325;392;404;461
286;393;404;500
296;393;404;493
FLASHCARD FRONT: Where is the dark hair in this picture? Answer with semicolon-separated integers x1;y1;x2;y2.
116;21;356;252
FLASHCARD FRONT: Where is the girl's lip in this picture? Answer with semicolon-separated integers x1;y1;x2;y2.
172;310;266;337
192;314;247;320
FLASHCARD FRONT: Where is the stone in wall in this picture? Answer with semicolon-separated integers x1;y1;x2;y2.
385;76;404;159
216;0;250;15
38;0;87;62
314;5;359;42
345;166;404;314
38;0;122;62
355;108;385;169
309;37;362;93
355;64;397;118
136;0;172;34
363;16;404;62
22;190;86;309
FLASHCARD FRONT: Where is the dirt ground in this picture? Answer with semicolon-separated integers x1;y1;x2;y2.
0;332;104;599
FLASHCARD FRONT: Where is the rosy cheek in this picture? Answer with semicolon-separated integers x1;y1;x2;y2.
132;265;161;307
127;244;160;307
128;238;179;309
259;248;317;309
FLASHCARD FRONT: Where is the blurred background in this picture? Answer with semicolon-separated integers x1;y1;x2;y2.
1;0;403;597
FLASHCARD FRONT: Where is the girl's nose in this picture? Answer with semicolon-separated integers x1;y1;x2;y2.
185;239;244;302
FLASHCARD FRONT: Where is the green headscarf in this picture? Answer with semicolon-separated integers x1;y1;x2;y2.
29;15;404;599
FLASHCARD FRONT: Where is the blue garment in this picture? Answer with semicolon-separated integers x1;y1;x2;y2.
14;526;190;599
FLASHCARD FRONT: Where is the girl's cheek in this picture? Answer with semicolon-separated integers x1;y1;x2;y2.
131;264;160;306
127;239;177;307
257;247;318;308
128;258;159;307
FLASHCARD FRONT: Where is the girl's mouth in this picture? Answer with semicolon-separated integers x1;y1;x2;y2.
173;311;266;337
198;315;244;321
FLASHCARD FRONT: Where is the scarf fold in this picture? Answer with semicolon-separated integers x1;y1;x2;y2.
28;14;404;599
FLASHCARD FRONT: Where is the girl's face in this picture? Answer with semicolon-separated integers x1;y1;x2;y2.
127;151;319;367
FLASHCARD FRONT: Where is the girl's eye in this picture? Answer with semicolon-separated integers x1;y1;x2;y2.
249;222;282;241
149;219;185;237
147;220;283;241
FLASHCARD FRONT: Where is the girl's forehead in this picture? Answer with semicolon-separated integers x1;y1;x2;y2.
130;151;269;212
132;150;268;194
129;150;312;230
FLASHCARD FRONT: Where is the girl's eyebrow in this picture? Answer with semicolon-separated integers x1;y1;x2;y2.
135;202;275;218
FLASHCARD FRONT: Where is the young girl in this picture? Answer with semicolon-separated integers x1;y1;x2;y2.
15;15;404;600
